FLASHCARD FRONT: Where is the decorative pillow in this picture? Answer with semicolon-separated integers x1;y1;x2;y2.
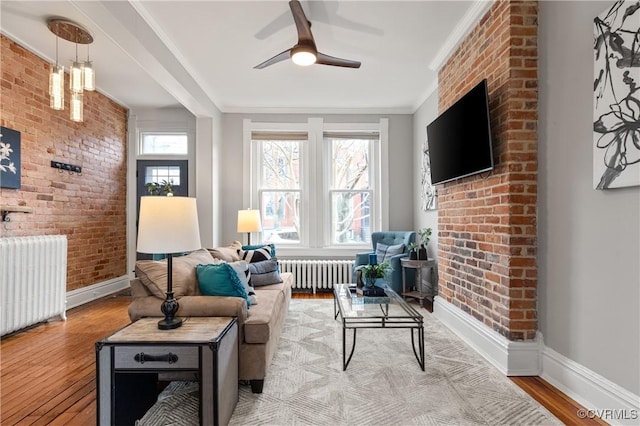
248;258;283;287
135;249;214;299
207;241;242;262
242;243;276;258
376;243;404;263
240;246;272;263
196;263;250;307
228;260;258;305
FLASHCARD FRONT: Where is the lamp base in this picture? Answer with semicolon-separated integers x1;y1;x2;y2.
158;289;182;330
157;317;183;330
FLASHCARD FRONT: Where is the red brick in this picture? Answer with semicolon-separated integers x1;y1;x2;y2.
437;1;537;342
0;35;127;291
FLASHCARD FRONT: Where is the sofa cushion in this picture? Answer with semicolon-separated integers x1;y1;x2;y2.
244;286;286;344
248;259;283;287
135;249;214;299
207;241;242;262
196;263;250;307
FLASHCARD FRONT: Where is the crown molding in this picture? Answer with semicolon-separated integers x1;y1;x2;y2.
429;0;495;72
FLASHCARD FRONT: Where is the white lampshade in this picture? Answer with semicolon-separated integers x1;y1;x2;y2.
237;209;262;233
137;196;201;254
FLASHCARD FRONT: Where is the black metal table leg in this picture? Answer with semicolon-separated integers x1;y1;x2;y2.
343;328;357;371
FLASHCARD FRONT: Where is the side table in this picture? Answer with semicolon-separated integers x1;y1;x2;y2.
96;317;238;426
401;258;437;311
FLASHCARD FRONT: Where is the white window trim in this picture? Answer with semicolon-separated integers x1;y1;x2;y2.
242;118;389;257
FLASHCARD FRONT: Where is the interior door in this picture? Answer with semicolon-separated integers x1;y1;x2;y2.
136;160;189;260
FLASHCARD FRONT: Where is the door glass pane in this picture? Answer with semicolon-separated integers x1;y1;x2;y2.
331;191;371;244
145;166;181;186
141;133;188;155
330;139;370;190
261;191;300;244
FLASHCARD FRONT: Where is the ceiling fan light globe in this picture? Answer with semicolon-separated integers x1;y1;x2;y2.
291;50;316;66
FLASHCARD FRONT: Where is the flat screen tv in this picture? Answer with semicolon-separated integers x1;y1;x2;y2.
426;79;494;185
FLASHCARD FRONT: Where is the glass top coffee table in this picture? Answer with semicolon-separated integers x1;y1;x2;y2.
333;283;424;371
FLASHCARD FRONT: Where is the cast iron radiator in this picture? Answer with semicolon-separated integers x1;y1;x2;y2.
0;235;67;335
278;259;354;294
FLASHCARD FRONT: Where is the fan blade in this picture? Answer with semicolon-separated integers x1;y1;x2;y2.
289;0;314;44
254;48;292;69
316;52;361;69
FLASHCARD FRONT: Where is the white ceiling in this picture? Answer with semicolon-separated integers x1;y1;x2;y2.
0;1;492;116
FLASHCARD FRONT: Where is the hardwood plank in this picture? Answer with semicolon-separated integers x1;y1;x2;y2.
511;376;610;425
0;290;608;425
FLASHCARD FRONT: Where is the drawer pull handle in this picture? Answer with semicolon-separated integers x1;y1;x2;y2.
134;352;178;364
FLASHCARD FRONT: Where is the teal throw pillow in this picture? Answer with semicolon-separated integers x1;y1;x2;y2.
196;263;250;307
242;243;276;257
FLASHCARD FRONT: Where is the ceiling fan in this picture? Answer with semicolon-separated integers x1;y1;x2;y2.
254;0;361;69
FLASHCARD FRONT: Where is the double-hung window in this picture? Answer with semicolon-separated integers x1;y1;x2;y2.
244;118;388;253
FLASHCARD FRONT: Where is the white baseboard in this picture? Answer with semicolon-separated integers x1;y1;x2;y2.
541;347;640;425
433;296;541;375
66;275;130;310
433;296;640;424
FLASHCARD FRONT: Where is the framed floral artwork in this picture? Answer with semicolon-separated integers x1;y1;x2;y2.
593;0;640;189
0;126;21;189
421;137;437;210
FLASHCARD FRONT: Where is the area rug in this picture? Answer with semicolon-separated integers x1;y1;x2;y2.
230;299;561;425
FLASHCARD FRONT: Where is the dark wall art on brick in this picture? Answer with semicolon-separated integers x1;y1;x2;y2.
0;126;21;189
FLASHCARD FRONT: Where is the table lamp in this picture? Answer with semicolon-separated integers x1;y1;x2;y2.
137;196;201;330
237;209;262;244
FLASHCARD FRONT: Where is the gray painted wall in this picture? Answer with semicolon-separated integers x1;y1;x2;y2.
218;113;415;245
413;89;440;259
539;1;639;394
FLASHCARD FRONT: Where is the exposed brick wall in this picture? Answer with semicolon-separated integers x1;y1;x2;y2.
437;1;538;340
1;35;128;291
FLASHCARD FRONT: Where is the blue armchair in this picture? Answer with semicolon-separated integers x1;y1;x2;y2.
352;231;416;294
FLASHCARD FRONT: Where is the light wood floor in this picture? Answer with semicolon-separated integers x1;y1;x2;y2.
0;291;608;425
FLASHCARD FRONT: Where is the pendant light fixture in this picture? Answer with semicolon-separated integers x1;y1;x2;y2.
47;19;94;122
83;45;95;91
70;41;84;94
48;32;64;110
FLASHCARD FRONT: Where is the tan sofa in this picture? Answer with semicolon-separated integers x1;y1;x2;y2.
127;247;291;393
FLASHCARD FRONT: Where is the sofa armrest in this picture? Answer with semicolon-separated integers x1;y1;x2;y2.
128;295;248;324
355;252;374;267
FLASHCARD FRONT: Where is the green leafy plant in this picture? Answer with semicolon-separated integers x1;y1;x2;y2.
146;180;174;196
361;262;391;286
418;227;432;246
408;242;419;252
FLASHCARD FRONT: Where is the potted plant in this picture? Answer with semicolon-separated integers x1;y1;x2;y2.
361;262;391;287
417;227;432;260
146;180;174;196
408;242;419;260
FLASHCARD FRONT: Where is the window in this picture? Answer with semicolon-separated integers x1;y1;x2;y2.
144;165;181;186
256;135;304;244
140;132;188;155
246;119;388;252
327;134;376;244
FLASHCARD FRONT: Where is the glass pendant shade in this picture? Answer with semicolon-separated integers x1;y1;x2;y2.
83;61;95;91
70;92;83;122
49;65;64;110
70;61;84;93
